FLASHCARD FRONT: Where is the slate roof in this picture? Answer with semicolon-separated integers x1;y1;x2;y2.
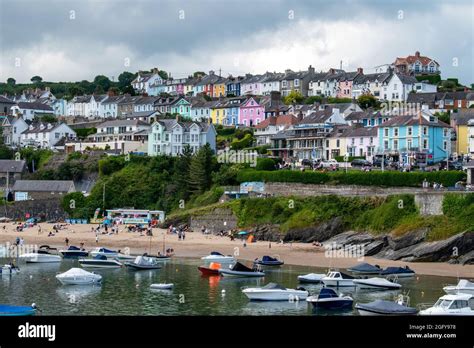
156;119;211;132
0;160;26;173
98;119;149;128
12;180;75;192
380;115;450;128
0;96;15;104
451;110;474;126
17;102;53;111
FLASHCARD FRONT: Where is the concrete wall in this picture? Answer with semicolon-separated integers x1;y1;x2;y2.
189;207;237;233
3;198;67;221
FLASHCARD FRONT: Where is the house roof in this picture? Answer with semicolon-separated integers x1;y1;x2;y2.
0;160;26;173
380;115;450;128
126;111;160;118
452;109;474;126
341;126;378;137
12;180;75;192
17;102;53;111
394;52;439;67
22;123;65;134
298;109;334;124
98;119;149;128
0;96;15;104
254;114;298;129
155;119;210;132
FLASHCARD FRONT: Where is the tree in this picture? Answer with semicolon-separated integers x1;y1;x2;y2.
67;85;85;98
434;111;450;124
187;144;214;194
31;76;43;84
357;94;378;109
6;78;16;86
283;90;304;105
93;75;111;92
118;71;136;91
158;70;168;80
305;95;323;104
193;71;205;78
173;145;193;200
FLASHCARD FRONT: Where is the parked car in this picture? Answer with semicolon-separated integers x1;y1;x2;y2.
319;159;339;169
351;159;372;167
439;161;463;171
372;157;389;167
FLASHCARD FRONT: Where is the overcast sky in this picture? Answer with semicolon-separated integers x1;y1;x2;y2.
0;0;473;84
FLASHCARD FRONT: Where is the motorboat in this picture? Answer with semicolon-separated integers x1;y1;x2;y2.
0;264;20;275
20;246;61;263
419;293;474;316
380;266;415;278
115;253;137;261
198;262;221;276
242;283;308;301
306;288;353;310
124;256;161;270
90;247;119;258
201;251;235;263
321;271;355;287
353;277;402;290
59;246;89;258
347;262;382;275
79;255;122;268
443;279;474;295
297;273;325;284
56;267;102;285
219;262;265;278
356;298;418;316
150;283;174;290
254;255;284;266
0;304;37;316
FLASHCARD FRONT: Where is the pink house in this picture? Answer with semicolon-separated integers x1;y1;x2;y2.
238;97;265;127
337;68;363;98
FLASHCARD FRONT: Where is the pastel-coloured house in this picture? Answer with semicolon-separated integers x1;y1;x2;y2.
337;69;362;99
238;97;265;127
170;97;192;117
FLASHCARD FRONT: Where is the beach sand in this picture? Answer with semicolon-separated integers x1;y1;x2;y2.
1;222;473;278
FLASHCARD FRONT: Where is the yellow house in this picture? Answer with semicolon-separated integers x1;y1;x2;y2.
212;81;226;98
184;83;194;96
452;110;474;156
327;126;348;160
210;102;227;125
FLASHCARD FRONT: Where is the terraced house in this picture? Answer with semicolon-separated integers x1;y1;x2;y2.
170;97;192;118
148;119;216;156
238;97;265;126
280;65;315;97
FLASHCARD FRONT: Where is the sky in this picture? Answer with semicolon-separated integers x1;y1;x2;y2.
0;0;473;84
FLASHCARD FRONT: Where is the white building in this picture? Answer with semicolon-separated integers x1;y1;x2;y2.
99;96;124;118
11;102;54;121
259;73;283;96
380;73;419;102
20;123;76;149
148;119;216;156
131;70;163;95
1;116;28;146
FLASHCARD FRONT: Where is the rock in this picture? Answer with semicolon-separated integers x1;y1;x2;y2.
458;250;474;265
284;217;344;243
364;240;386;256
388;228;428;251
250;224;281;242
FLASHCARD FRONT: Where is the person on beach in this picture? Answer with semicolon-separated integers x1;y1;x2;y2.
182;231;185;241
80;242;85;250
96;235;99;244
65;238;69;247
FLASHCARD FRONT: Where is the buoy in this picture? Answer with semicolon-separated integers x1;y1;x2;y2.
221;289;226;296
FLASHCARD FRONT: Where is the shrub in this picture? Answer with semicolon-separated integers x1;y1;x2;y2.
255;158;276;171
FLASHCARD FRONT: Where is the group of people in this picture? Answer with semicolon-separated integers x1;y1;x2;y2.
168;225;188;241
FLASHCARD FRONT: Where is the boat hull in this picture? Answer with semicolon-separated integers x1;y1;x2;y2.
353;279;401;290
20;253;61;263
321;279;354;287
219;269;265;277
60;251;89;258
79;259;122;268
56;277;102;285
201;256;235;263
243;289;308;301
198;266;220;276
0;305;36;316
124;262;161;270
297;274;325;283
308;298;353;310
254;261;284;266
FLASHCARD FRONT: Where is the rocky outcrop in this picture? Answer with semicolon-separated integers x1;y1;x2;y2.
283;217;344;243
249;224;282;242
387;228;428;251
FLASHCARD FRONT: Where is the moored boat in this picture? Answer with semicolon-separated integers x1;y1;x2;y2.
0;264;20;275
353;277;402;290
60;246;89;258
219;262;265;278
443;279;474;295
124;256;161;270
90;247;119;258
297;273;325;284
306;288;353;310
20;248;61;263
419;293;474;316
79;255;122;268
242;283;308;301
56;267;102;285
0;304;37;316
347;262;382;275
201;251;235;263
254;255;284;266
150;283;174;290
380;266;415;278
355;298;418;316
198;262;221;276
321;271;355;287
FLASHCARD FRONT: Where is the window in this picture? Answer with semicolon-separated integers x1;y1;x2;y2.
384;140;389;150
423;139;428;149
359;138;363;145
443;140;448;151
394;128;399;137
393;139;398;150
55;132;60;139
394;84;397;90
407;127;413;136
443;128;448;137
294;79;299;87
384;128;389;137
423;127;428;136
336;139;340;147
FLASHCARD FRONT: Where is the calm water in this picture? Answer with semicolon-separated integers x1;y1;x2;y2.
0;257;457;315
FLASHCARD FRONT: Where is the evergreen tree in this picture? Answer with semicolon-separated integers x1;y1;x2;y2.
187;144;214;194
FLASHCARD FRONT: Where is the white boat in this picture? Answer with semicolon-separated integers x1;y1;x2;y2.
0;264;20;275
19;252;61;263
297;273;325;284
90;247;119;258
443;279;474;295
321;271;355;287
124;256;161;270
242;283;309;301
150;283;174;290
353;277;402;290
79;255;122;268
419;293;474;316
201;251;235;263
56;268;102;285
218;262;265;278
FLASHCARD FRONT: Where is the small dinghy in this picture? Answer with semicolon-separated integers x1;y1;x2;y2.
56;268;102;285
0;304;37;316
297;273;325;284
79;255;122;268
242;283;308;301
198;262;221;276
20;248;61;263
124;256;161;270
347;262;382;275
150;283;174;290
381;266;415;278
307;288;353;310
60;246;89;258
0;264;20;275
90;247;119;258
219;262;265;278
356;299;418;316
321;271;355;287
254;255;284;266
353;277;402;290
443;279;474;295
201;251;235;263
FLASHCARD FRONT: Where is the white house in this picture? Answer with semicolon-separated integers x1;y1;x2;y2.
380;73;419;102
351;72;391;99
259;73;283;96
342;127;378;160
11;102;54;121
67;95;90;116
132;70;163;95
469;119;474;155
190;100;215;121
99;95;125;118
91;119;150;142
148;119;216;156
1;116;28;146
254;114;298;145
308;69;345;97
20;123;76;149
133;96;159;113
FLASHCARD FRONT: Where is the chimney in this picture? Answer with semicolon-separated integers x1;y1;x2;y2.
47;123;53;129
209;70;215;76
297;111;303;121
415;51;420;57
39;124;45;130
107;89;116;97
357;67;363;74
329;68;335;75
308;65;315;74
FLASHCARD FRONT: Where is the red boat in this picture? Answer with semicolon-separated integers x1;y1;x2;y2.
198;262;221;276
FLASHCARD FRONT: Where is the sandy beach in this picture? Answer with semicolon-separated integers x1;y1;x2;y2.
1;222;473;278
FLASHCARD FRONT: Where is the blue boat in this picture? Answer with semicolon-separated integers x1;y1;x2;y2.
347;262;382;275
254;255;284;266
381;266;415;278
306;288;353;310
60;246;89;258
0;304;37;316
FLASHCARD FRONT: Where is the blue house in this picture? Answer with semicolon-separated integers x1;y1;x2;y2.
226;76;244;97
377;112;451;165
224;97;247;126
